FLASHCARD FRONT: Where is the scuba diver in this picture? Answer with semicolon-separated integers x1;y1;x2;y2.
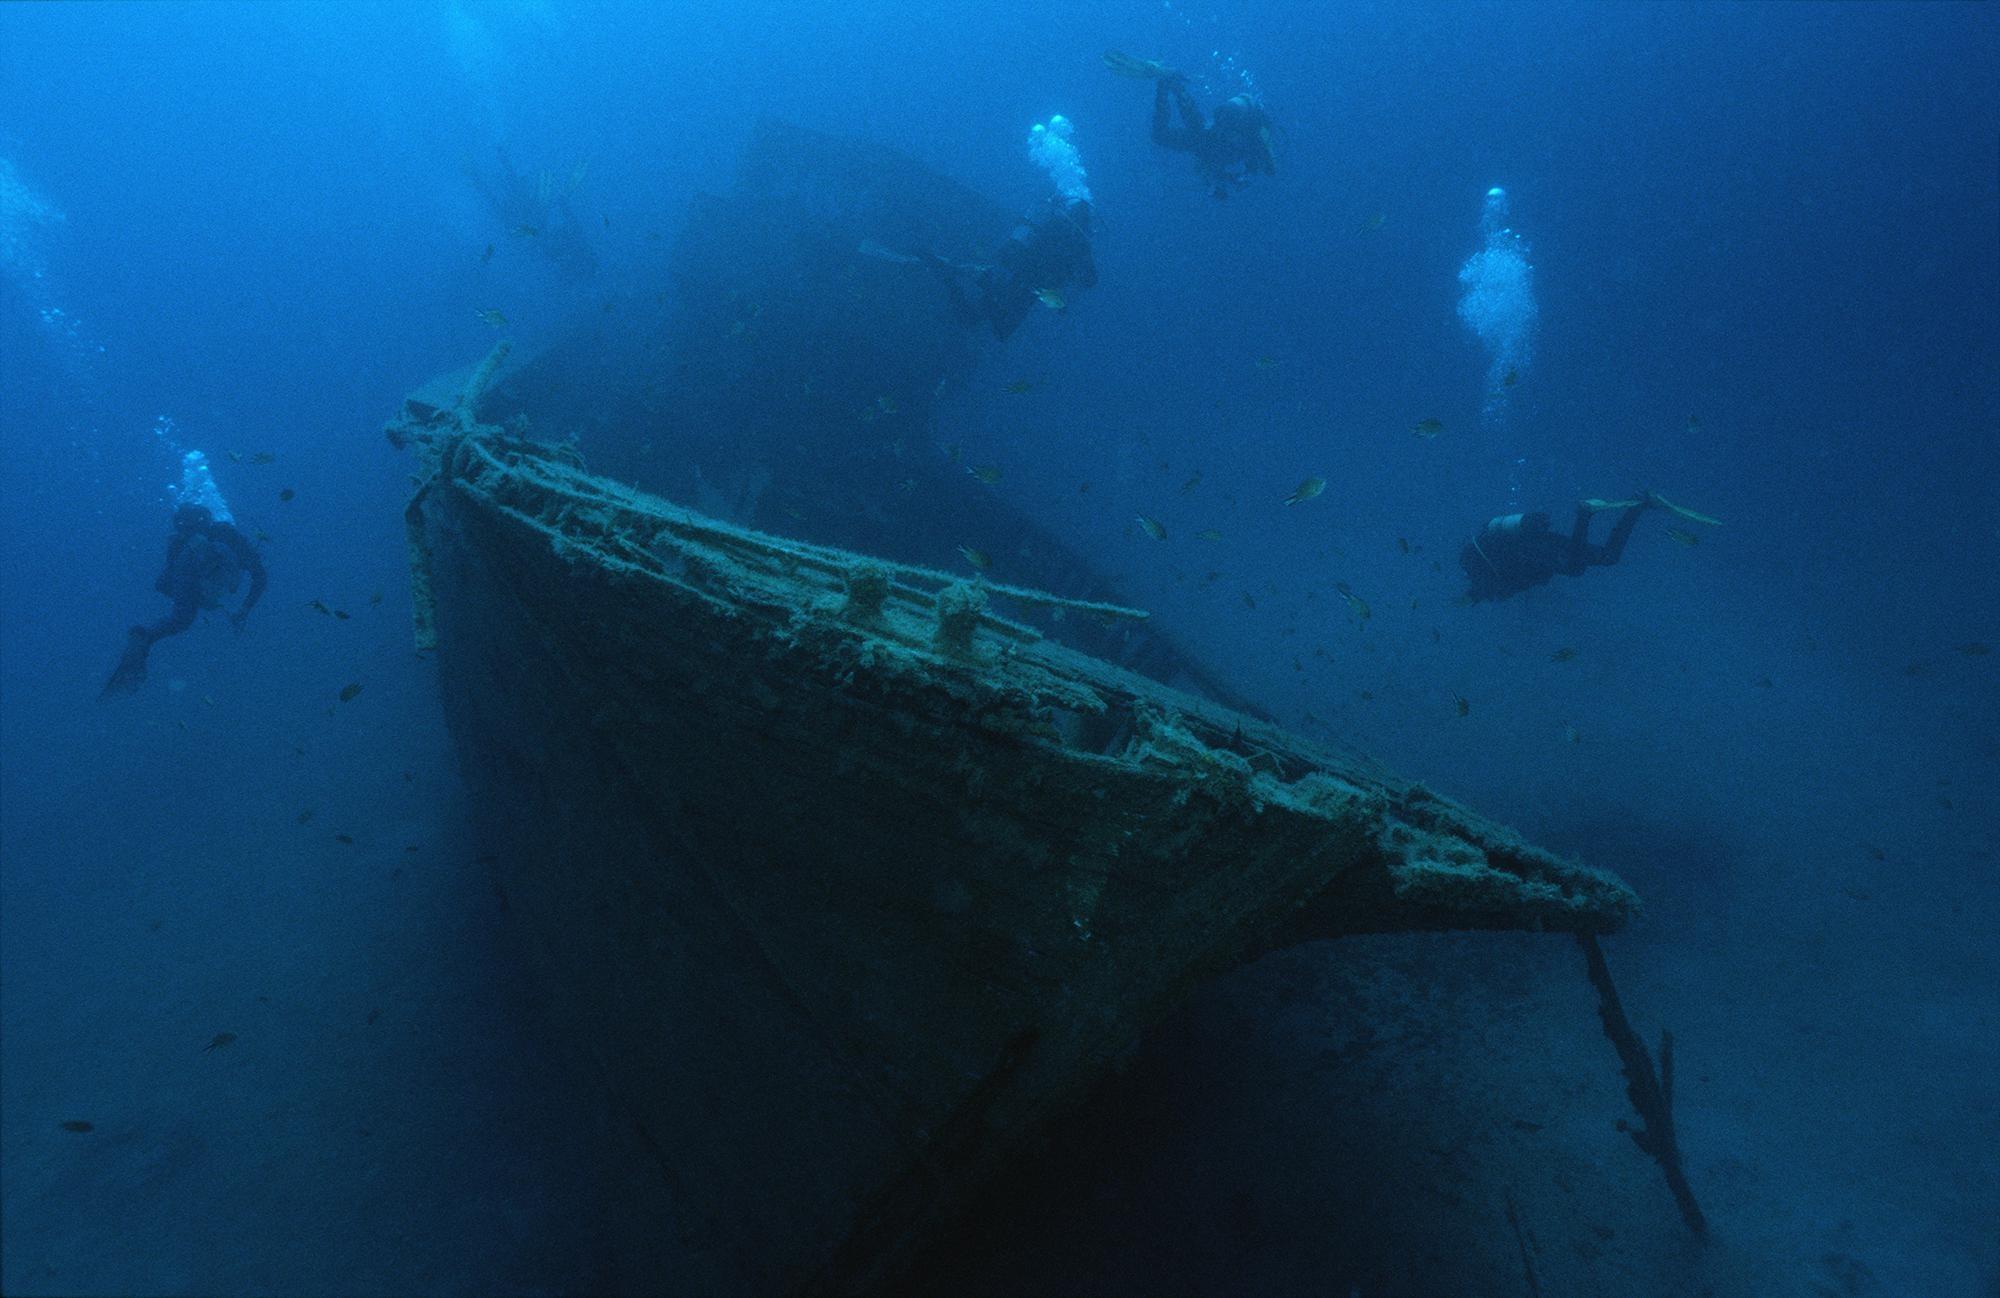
1104;51;1275;199
1459;495;1657;603
925;194;1097;342
102;502;267;697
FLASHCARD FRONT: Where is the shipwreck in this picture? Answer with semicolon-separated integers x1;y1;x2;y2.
389;375;1637;1293
380;116;1667;1293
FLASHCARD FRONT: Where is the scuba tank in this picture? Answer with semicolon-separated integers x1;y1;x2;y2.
1483;511;1549;538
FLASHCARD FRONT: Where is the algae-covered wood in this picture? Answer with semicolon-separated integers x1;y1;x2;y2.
398;419;1636;1294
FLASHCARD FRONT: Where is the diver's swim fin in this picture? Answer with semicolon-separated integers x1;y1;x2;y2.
100;629;150;699
1581;497;1644;513
1649;493;1722;526
856;240;919;266
1103;50;1174;80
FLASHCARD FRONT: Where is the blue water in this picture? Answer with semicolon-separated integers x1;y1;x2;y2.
3;3;1995;1294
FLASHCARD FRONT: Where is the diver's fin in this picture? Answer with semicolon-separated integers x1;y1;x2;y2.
100;629;150;699
1650;493;1722;526
1103;50;1173;80
856;240;919;266
1581;497;1644;513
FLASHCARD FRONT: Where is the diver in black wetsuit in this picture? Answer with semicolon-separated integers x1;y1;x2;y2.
927;195;1097;342
1150;75;1275;199
1104;51;1276;199
1459;496;1655;603
102;503;267;697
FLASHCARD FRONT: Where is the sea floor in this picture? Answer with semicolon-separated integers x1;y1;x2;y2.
2;685;1995;1297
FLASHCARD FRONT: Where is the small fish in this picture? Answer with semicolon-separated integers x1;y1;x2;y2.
1666;528;1700;546
1685;414;1702;434
308;599;331;615
1241;592;1257;610
1195;529;1223;542
1550;647;1577;663
968;464;1003;485
1397;537;1411;554
1755;675;1775;688
200;694;216;706
1865;843;1887;862
1357;690;1375;701
278;487;295;502
367;1008;381;1025
60;1120;94;1133
874;395;898;415
1284;477;1326;506
1452;694;1471;717
510;224;540;237
227;450;243;462
368;590;384;607
1563;724;1582;744
480;243;495;264
250;451;275;465
1004;379;1035;394
1179;471;1202;494
957;545;991;571
1501;368;1518;388
1358;212;1386;233
1956;642;1992;656
1033;287;1065;310
1255;356;1279;371
203;1032;236;1053
1335;582;1370;622
338;682;363;703
254;529;273;543
334;833;355;845
1136;515;1167;542
297;809;314;825
944;443;962;464
332;609;350;620
476;308;509;327
1410;418;1444;439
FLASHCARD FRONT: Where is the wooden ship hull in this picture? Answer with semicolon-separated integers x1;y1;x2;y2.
394;400;1637;1294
